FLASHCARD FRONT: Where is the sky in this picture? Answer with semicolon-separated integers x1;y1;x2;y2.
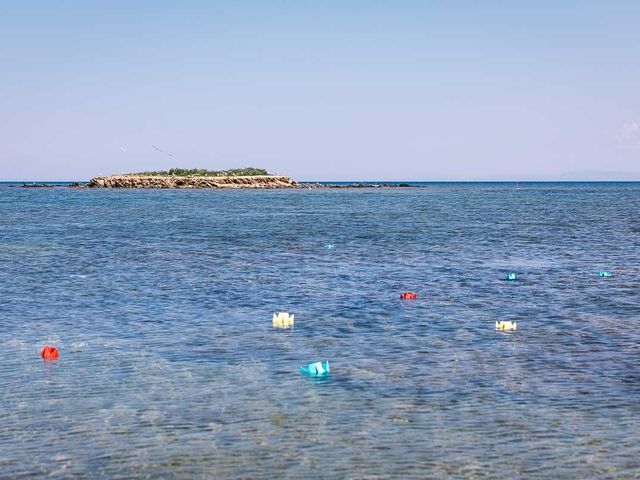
1;0;639;181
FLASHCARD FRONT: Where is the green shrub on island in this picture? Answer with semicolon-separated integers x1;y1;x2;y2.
129;167;270;177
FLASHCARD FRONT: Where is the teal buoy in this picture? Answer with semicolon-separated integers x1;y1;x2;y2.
300;361;330;378
323;243;335;250
598;271;612;277
507;272;517;281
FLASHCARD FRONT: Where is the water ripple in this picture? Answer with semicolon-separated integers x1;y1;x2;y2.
0;183;639;478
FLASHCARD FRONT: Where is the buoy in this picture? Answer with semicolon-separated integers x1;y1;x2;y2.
495;321;517;331
598;271;612;277
507;272;516;281
40;346;59;361
400;292;417;300
300;361;330;377
272;312;294;328
323;243;335;250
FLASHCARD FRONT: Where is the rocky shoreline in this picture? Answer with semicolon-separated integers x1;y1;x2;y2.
17;177;422;189
87;174;300;189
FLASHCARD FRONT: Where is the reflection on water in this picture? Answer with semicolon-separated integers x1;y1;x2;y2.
1;183;639;478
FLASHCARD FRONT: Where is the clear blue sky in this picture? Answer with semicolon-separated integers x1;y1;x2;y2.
1;0;639;181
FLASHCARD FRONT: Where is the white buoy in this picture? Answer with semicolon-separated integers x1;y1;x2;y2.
273;312;294;328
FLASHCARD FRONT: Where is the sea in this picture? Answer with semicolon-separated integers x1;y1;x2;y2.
1;182;639;479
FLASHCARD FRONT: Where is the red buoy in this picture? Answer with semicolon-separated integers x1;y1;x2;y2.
40;346;59;361
400;292;417;300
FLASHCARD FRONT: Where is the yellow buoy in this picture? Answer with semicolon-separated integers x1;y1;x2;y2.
273;312;294;328
495;320;517;331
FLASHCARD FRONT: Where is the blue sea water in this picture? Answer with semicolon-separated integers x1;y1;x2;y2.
1;182;639;478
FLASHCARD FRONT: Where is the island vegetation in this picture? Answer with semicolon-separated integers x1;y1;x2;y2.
128;167;270;177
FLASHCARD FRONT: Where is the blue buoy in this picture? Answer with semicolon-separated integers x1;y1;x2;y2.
300;361;330;378
507;272;516;281
598;271;613;277
323;243;335;250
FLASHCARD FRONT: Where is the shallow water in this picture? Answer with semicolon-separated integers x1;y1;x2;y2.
1;183;639;478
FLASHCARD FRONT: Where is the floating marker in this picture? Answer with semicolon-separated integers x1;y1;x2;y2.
400;292;417;300
272;312;294;328
323;243;335;250
40;345;59;361
300;361;330;377
495;321;517;331
507;272;517;281
598;271;612;277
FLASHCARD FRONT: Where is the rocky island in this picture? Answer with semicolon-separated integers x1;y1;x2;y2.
88;168;299;189
52;167;422;189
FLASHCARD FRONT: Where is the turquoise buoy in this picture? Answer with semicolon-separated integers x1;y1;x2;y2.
300;361;330;378
598;271;612;277
507;272;516;281
323;243;335;250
